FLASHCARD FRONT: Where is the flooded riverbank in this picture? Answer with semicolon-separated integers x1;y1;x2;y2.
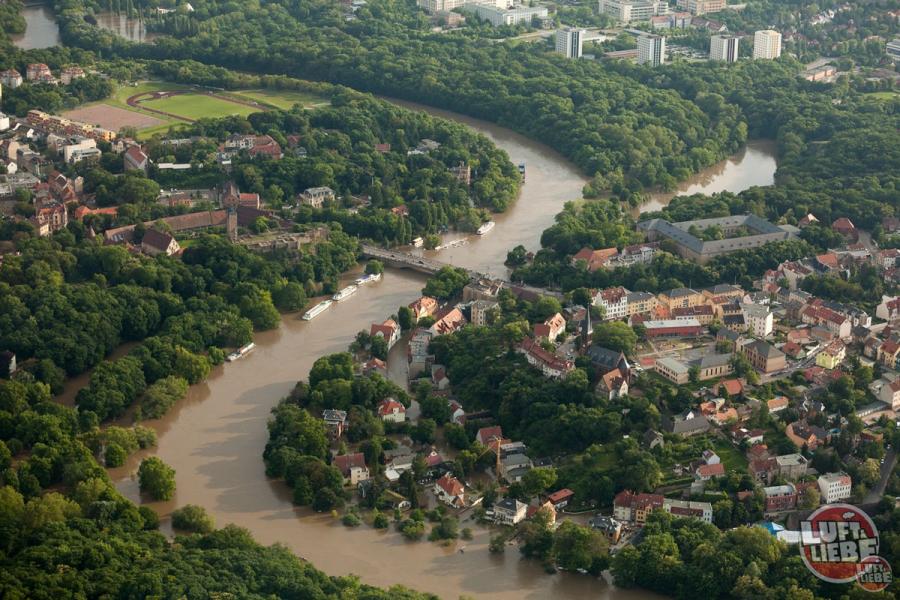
11;5;155;48
41;86;775;598
11;5;60;49
106;266;649;598
636;139;778;215
386;98;589;279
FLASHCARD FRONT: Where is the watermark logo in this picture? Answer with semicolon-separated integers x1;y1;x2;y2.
799;503;891;592
857;556;893;593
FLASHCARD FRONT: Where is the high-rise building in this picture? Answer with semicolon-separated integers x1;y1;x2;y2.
637;34;666;66
709;34;739;62
556;27;586;58
753;29;782;59
676;0;725;15
598;0;669;24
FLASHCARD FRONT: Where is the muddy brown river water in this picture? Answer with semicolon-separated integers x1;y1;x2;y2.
38;62;777;599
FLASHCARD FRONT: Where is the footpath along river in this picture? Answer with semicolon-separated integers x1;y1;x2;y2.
76;102;774;597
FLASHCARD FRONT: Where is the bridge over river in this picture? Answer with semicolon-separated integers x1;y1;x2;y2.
359;244;561;300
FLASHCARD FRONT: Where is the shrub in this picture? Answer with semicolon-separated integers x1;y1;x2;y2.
171;504;215;534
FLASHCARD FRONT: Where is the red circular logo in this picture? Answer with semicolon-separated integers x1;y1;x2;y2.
856;556;893;592
800;503;880;584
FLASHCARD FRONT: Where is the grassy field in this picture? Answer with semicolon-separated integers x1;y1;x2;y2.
864;91;900;101
229;89;329;110
141;93;262;121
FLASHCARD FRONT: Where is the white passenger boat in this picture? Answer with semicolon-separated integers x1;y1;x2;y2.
226;342;256;362
332;285;358;301
301;299;333;320
412;237;424;248
476;221;495;235
354;273;382;285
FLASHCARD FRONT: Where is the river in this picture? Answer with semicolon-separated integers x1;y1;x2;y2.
10;5;60;49
31;41;777;599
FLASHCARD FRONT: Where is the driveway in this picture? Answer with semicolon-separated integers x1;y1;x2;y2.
864;448;897;504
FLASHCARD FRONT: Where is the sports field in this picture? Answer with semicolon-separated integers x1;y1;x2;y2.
140;92;262;121
229;89;328;110
67;81;331;139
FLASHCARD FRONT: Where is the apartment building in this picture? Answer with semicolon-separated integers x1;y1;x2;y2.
637;34;667;66
595;286;629;320
676;0;725;15
753;30;782;59
710;34;739;62
556;27;586;58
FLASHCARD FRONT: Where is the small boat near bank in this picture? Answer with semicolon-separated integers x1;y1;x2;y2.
476;221;495;235
302;299;333;321
226;342;256;362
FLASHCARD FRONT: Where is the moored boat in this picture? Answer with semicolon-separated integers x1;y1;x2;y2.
332;285;358;301
226;342;256;362
476;221;495;235
301;299;333;321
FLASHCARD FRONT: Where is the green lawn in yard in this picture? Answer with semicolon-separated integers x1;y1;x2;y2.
229;89;329;110
713;439;748;472
141;93;262;121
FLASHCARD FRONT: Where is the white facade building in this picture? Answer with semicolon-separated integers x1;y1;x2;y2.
598;0;669;23
753;30;782;59
556;28;586;58
468;3;548;26
594;286;629;320
742;303;773;338
637;34;666;66
817;472;852;504
710;35;739;62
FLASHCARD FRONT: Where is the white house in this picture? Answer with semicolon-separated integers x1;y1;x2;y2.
377;398;406;423
493;497;528;525
370;318;401;350
434;473;465;507
817;472;852;503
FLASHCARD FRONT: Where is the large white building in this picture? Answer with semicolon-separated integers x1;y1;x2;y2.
594;286;629;320
637;34;667;66
888;38;900;61
556;27;586;59
468;3;548;26
817;472;852;504
753;30;782;59
742;303;773;338
676;0;726;15
710;34;740;62
598;0;669;23
417;0;465;12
